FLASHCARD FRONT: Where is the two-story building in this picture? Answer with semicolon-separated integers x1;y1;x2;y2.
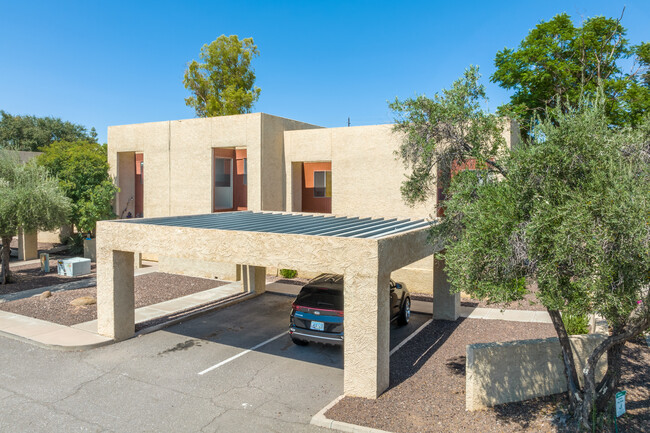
107;112;518;294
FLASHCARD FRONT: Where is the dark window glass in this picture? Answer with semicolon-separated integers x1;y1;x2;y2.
296;286;343;310
215;158;231;187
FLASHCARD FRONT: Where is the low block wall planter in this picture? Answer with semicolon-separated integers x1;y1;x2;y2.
466;333;607;411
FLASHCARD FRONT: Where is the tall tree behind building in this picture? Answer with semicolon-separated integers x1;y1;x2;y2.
0;110;97;151
491;12;650;130
183;35;261;117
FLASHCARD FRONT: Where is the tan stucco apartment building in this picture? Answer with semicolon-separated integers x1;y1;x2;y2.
107;112;518;294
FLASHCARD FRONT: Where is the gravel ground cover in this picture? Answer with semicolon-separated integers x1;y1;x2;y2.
412;282;546;312
326;319;650;432
1;261;96;295
0;272;227;326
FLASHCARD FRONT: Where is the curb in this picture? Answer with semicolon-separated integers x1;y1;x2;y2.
0;278;97;303
0;290;263;351
310;395;393;433
0;326;113;352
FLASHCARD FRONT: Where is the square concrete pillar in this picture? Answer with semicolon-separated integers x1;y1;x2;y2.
97;250;135;341
241;265;266;294
433;257;460;321
18;229;38;261
343;271;391;398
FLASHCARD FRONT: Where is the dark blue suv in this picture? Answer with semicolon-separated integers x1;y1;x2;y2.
289;273;411;346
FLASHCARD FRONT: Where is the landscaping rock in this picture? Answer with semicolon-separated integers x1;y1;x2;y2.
70;296;96;306
39;291;52;300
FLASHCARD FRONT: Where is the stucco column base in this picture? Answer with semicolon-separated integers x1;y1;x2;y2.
18;229;38;261
433;257;459;321
97;250;135;341
343;271;390;399
241;265;266;294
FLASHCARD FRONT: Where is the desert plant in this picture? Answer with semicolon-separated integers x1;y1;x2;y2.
279;269;298;279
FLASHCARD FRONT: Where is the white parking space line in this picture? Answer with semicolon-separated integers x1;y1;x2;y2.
198;331;288;375
390;319;432;356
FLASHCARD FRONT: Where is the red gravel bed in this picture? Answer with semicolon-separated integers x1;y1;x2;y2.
329;319;552;432
1;261;96;295
0;272;227;326
327;320;650;432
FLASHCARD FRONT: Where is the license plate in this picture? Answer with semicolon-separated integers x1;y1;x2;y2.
310;321;325;331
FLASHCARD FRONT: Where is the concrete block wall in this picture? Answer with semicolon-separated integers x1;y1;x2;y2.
466;333;608;411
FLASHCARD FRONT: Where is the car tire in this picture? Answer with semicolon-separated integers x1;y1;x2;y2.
291;336;309;346
397;297;411;326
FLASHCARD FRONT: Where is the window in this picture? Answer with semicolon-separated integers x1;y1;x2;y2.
314;171;332;198
214;158;231;188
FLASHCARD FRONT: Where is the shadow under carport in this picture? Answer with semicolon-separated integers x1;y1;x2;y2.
162;292;432;370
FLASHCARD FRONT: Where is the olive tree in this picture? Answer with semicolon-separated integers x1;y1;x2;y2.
0;151;71;284
391;69;649;430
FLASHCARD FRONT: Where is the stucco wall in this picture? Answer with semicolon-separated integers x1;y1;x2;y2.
260;114;323;212
284;124;436;219
284;124;438;292
466;334;608;411
284;122;517;294
108;114;321;218
108;115;262;217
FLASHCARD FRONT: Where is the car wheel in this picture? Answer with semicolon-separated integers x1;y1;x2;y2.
291;336;309;346
397;297;411;326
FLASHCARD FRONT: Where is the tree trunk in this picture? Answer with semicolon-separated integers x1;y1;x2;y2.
577;315;650;430
1;235;13;285
547;309;582;413
595;340;624;411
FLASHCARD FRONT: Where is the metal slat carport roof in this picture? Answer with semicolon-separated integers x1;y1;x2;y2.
119;211;431;239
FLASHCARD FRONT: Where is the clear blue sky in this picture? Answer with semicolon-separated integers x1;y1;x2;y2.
1;0;649;144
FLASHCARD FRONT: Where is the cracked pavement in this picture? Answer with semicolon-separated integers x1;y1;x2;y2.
0;292;429;432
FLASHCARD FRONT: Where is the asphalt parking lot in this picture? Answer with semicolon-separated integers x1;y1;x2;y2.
0;292;430;433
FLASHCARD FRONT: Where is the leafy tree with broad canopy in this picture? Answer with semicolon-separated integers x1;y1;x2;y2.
37;141;117;238
491;12;650;131
183;35;261;117
0;151;71;284
391;67;649;430
0;110;97;151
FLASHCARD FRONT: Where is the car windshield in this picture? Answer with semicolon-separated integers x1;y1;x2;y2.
296;286;343;310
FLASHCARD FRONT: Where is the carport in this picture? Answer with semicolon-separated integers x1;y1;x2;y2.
95;211;459;398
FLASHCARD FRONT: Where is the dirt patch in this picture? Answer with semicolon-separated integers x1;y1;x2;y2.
327;320;650;432
0;272;228;326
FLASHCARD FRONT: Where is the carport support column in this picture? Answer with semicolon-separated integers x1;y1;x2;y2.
18;228;38;261
433;256;459;320
241;265;266;294
344;271;390;399
97;250;135;341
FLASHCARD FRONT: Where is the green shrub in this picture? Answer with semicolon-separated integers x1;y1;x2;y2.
279;269;298;279
562;313;590;335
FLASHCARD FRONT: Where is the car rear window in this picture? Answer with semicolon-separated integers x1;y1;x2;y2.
295;286;343;310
